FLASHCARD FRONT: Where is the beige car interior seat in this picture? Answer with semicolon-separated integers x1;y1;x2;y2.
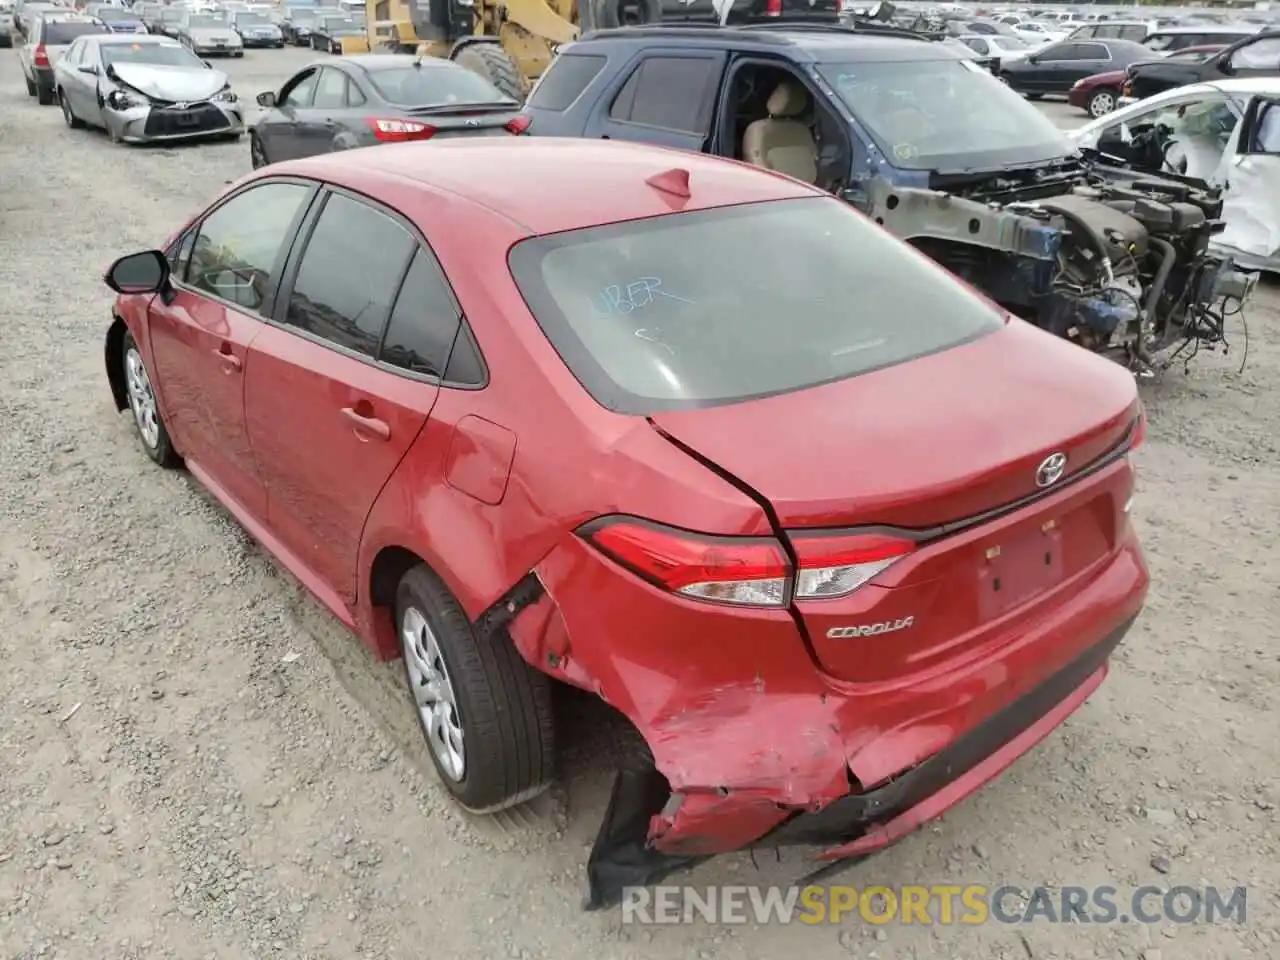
742;81;819;185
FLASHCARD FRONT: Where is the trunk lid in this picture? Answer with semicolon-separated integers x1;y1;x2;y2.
650;321;1139;683
405;103;521;137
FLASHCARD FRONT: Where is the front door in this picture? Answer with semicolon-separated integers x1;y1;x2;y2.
1211;95;1280;268
292;65;361;158
257;67;317;162
147;180;315;518
245;190;438;603
588;51;726;152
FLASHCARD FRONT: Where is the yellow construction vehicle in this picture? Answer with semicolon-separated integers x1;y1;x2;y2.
365;0;585;100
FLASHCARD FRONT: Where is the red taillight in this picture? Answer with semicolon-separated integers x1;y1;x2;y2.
581;519;915;607
505;114;531;135
765;0;782;14
367;118;436;142
790;532;915;600
33;43;50;67
581;518;791;607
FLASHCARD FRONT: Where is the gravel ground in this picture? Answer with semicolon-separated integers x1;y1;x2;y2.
1;45;1278;960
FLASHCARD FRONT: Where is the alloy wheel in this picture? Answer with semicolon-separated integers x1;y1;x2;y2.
124;346;160;450
401;606;466;781
1089;91;1116;118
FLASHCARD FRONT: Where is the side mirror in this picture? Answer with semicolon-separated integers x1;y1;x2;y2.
256;90;276;107
104;250;169;295
78;63;99;74
1218;56;1235;76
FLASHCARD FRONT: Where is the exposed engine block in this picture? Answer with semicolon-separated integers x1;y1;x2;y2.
866;170;1258;371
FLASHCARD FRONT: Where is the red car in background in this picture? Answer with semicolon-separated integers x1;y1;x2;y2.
100;138;1150;908
1070;44;1225;117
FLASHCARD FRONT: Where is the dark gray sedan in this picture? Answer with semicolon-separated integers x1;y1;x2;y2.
249;55;526;167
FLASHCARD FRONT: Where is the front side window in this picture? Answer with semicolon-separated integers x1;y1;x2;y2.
1229;37;1280;70
527;53;606;111
187;182;311;311
608;56;720;135
508;197;1003;414
819;59;1072;171
283;193;415;358
281;69;318;108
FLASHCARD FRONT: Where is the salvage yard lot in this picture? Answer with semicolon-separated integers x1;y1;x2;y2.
1;44;1278;960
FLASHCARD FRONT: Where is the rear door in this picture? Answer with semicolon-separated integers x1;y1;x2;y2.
587;50;726;152
244;189;440;604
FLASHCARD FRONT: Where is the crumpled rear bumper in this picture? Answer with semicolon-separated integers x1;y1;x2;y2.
585;616;1133;907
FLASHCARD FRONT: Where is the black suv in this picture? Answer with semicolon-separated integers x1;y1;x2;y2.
1125;29;1280;100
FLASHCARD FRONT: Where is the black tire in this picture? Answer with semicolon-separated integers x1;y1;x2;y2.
596;0;660;29
452;43;523;103
1087;87;1118;118
25;72;36;96
395;565;555;812
59;89;84;128
249;132;268;168
120;330;180;468
36;82;54;106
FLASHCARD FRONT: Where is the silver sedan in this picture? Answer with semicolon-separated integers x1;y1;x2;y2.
52;34;243;144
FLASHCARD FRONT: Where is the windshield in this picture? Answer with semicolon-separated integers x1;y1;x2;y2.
95;9;133;19
507;197;1002;414
320;14;353;28
289;8;315;20
45;20;107;42
817;60;1072;172
187;14;226;26
367;65;509;106
994;36;1030;48
235;12;268;23
103;40;202;66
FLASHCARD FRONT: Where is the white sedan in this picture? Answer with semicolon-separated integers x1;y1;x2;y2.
1068;77;1280;273
1011;20;1067;46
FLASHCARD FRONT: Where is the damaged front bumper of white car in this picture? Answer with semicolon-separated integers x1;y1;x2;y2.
103;88;244;144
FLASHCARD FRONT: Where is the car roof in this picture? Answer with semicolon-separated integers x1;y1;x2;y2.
572;24;970;65
271;138;823;237
1151;24;1255;34
336;53;462;71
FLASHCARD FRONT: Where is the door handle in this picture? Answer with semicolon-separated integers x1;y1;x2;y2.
214;346;242;372
341;406;391;441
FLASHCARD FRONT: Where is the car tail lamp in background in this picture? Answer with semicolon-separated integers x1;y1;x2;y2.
33;43;49;67
580;519;915;607
764;0;782;15
367;117;436;142
505;114;531;135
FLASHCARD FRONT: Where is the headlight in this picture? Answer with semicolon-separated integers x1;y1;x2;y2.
213;85;237;103
107;88;145;110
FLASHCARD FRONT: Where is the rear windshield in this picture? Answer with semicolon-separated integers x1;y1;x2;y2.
103;40;201;66
45;20;107;42
367;64;508;106
507;197;1003;414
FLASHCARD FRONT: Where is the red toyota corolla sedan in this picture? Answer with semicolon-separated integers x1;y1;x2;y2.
102;138;1149;908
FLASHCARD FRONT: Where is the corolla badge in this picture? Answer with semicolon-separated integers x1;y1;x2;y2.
1036;452;1068;488
827;617;914;639
173;101;190;109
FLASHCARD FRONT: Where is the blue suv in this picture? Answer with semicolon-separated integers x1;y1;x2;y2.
521;22;1255;373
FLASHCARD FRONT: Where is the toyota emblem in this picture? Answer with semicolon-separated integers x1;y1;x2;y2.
1035;452;1068;488
465;118;481;126
174;101;190;110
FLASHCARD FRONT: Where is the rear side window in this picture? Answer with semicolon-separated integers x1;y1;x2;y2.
608;56;720;134
44;20;105;42
284;193;415;358
380;249;462;379
508;196;1003;414
527;53;606;111
1118;24;1148;41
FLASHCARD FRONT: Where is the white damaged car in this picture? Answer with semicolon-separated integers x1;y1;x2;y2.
1069;76;1280;273
53;34;243;144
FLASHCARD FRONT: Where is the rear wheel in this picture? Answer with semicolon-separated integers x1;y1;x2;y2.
1087;88;1117;118
25;72;36;96
395;565;555;812
452;43;522;103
